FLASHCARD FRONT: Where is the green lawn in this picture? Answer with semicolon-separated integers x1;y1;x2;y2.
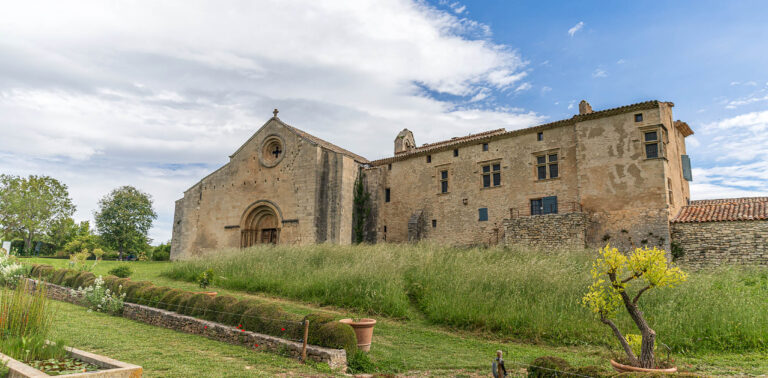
24;257;768;376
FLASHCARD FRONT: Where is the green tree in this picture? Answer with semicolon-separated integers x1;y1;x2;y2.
0;175;76;253
46;217;91;252
94;186;157;259
352;172;370;244
582;245;687;369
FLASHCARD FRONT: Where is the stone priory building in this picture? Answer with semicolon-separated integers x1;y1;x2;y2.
172;100;704;259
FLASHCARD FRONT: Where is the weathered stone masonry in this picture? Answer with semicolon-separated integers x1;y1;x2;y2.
503;212;588;250
672;221;768;267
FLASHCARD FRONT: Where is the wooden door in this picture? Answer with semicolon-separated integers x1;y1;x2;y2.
261;229;277;244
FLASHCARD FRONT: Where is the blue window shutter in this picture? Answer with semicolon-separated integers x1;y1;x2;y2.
478;208;488;221
681;155;692;181
542;196;558;214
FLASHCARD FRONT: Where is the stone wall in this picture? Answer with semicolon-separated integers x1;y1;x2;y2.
503;212;588;250
23;279;347;370
671;220;768;267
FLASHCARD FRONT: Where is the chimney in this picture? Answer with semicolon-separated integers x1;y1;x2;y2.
578;100;593;115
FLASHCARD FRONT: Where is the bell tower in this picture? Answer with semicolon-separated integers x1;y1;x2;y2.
394;129;415;154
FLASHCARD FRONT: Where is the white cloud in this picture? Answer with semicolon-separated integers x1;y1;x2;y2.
724;91;768;109
540;86;552;94
568;21;584;37
688;110;768;200
592;68;607;78
0;0;544;243
514;82;532;92
616;59;625;64
567;100;575;110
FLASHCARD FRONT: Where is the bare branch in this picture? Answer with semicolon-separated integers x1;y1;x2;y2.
633;285;651;305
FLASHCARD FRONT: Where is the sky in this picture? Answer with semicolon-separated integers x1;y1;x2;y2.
1;0;766;244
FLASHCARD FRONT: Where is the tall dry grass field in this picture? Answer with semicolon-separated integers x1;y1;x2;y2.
163;243;768;353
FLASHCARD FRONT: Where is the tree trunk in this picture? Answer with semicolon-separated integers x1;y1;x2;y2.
24;232;33;255
609;272;656;368
118;247;123;261
623;295;656;368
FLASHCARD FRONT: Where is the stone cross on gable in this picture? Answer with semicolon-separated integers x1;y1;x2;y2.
273;108;279;117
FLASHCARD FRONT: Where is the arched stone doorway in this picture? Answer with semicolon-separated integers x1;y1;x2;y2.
240;201;281;247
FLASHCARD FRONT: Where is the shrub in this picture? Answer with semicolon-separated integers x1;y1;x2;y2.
29;264;42;277
171;292;194;314
304;313;335;340
133;285;154;305
567;365;611;377
206;295;238;322
102;275;119;291
124;281;152;303
108;265;133;278
72;276;125;314
314;321;357;353
157;289;184;310
37;266;55;280
153;249;170;261
144;286;173;308
73;272;96;289
220;299;261;326
240;302;283;334
527;356;571;378
62;270;80;287
347;349;376;374
185;293;214;317
49;269;68;285
196;269;215;289
111;278;131;295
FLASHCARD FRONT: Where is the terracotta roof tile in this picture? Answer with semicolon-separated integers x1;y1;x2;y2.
370;100;669;165
395;128;507;155
672;197;768;223
282;123;370;163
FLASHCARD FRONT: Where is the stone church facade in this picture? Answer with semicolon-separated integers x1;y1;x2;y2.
171;100;698;259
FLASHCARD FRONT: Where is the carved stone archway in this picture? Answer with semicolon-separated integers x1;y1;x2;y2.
240;201;282;247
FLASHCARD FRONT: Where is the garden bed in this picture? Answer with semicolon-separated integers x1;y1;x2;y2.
22;278;348;370
0;345;142;377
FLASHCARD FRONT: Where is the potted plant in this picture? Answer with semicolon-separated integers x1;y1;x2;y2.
582;244;687;372
339;318;376;352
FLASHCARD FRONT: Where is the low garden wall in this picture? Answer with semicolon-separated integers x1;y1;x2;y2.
671;220;768;267
22;277;348;370
503;212;588;250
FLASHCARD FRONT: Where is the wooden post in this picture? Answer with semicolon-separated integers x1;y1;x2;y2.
301;320;309;363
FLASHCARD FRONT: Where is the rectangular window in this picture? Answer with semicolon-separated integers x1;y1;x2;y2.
383;226;387;233
536;153;559;180
478;207;488;221
453;149;459;157
388;163;392;170
432;219;437;228
385;188;390;202
482;163;501;187
440;170;448;193
482;143;489;151
635;113;643;122
531;196;558;215
537;132;543;141
426;155;432;163
644;131;659;159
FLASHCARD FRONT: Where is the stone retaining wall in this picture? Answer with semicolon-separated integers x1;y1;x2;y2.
24;279;347;370
671;220;768;268
503;212;588;250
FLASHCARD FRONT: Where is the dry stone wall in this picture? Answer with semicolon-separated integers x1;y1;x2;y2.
671;220;768;267
503;213;588;250
23;279;347;370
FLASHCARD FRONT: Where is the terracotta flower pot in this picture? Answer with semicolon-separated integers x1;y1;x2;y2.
339;318;376;352
610;359;677;374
